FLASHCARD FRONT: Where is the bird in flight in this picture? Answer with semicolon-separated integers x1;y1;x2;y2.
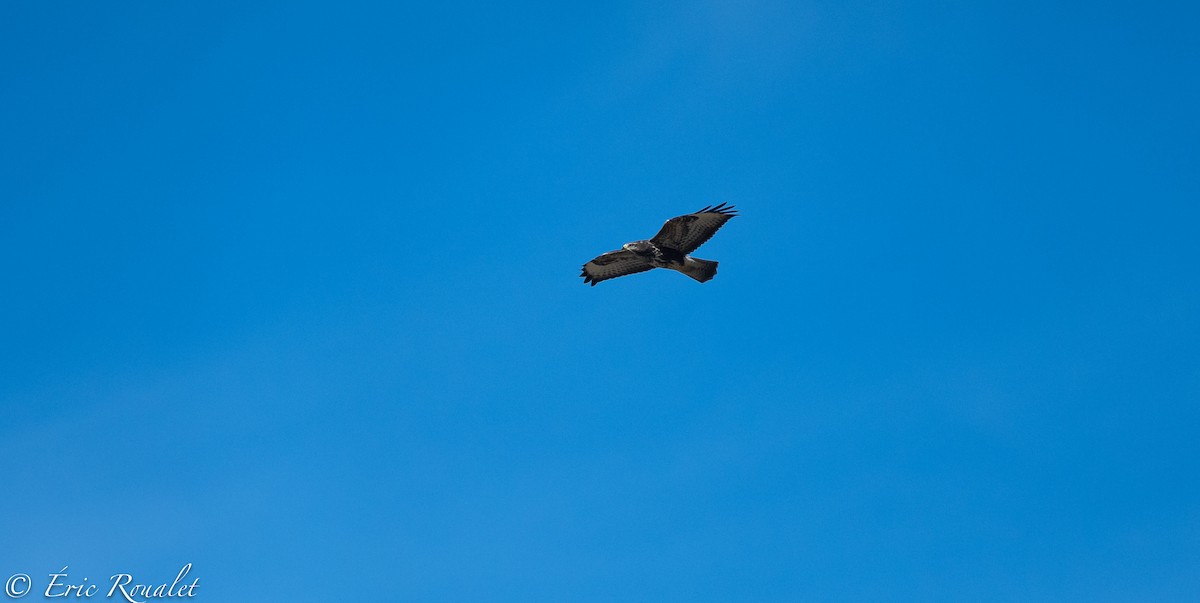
581;203;737;286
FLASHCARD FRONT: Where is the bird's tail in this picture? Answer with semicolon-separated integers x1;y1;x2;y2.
679;257;718;283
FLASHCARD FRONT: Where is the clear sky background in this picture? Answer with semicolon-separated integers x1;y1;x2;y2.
2;1;1198;601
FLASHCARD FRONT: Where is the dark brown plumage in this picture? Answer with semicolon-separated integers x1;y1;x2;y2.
581;203;737;285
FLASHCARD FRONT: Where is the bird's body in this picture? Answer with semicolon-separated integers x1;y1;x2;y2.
623;239;684;266
581;204;737;286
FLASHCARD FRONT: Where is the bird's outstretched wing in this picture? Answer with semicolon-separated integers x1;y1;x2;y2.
580;249;654;286
649;203;737;254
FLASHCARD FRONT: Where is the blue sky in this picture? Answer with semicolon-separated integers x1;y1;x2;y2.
1;1;1198;601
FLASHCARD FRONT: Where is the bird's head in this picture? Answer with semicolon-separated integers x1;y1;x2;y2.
623;241;651;253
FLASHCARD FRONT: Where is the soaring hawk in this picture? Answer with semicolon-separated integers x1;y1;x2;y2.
581;203;737;286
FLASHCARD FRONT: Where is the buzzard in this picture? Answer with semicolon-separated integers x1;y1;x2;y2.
581;203;737;286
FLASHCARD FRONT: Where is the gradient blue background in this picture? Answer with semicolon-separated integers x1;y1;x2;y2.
2;1;1198;601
